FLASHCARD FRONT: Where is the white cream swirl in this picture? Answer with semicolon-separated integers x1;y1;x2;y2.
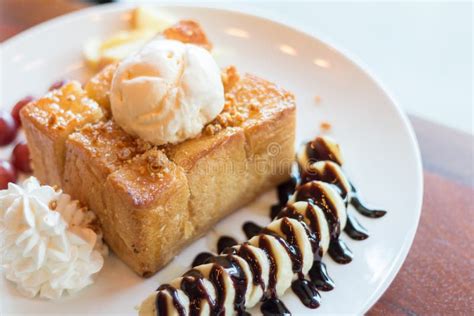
110;39;225;145
0;177;108;299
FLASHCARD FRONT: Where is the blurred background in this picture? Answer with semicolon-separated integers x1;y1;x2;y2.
1;0;472;135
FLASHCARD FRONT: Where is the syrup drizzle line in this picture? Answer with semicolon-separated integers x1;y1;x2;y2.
156;136;386;315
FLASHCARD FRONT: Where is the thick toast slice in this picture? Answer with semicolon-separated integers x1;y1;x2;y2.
20;81;103;186
63;122;191;275
22;20;211;187
24;67;295;277
21;22;296;276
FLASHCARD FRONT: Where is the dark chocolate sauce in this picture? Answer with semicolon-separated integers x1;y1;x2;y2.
217;236;238;254
258;235;278;297
350;184;387;218
265;221;303;273
271;174;300;220
301;161;349;200
167;136;387;316
291;278;321;309
276;205;319;256
270;204;283;220
306;137;342;165
277;174;299;206
180;270;217;316
238;243;265;293
156;291;168;316
208;265;226;313
183;268;203;278
305;137;386;220
328;239;353;264
300;202;323;256
294;182;341;239
344;211;369;240
243;221;263;239
191;252;214;268
156;284;186;316
308;260;334;291
294;181;353;263
261;298;291;316
208;255;248;315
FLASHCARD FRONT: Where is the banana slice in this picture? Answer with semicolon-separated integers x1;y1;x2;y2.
83;6;175;70
131;6;174;31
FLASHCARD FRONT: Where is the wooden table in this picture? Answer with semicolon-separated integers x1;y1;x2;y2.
2;2;473;314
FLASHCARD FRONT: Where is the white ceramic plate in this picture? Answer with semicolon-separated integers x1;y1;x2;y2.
0;4;423;315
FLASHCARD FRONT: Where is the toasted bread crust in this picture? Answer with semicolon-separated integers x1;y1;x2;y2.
21;23;296;277
20;81;103;186
163;20;212;51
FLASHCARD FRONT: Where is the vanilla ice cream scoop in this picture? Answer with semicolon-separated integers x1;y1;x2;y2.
110;39;224;145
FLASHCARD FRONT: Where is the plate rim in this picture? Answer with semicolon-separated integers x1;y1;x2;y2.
1;3;424;314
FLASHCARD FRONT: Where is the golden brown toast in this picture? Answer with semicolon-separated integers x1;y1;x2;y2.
166;67;295;238
21;22;296;277
84;63;117;116
20;81;103;186
63;67;295;276
163;20;212;51
63;123;191;275
22;20;211;188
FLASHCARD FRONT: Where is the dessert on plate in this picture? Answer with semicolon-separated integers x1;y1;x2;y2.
20;20;296;277
0;6;387;314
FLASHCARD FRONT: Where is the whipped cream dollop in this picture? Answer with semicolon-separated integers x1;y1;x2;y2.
0;177;108;299
110;39;225;145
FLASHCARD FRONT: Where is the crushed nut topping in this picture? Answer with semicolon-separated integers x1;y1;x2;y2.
136;139;152;154
49;200;58;210
320;121;332;131
146;151;167;174
66;95;76;102
47;114;57;126
222;66;240;91
117;147;133;161
204;124;221;136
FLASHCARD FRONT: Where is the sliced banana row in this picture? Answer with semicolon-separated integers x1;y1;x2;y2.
140;183;347;316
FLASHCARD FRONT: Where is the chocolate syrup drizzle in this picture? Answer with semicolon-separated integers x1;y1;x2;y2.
217;236;239;254
242;222;263;239
156;136;386;315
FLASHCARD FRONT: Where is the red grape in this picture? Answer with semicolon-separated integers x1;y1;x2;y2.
11;96;34;126
48;79;67;91
0;111;18;146
11;141;32;173
0;160;17;189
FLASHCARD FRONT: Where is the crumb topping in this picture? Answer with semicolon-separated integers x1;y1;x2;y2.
320;121;332;131
48;200;57;210
203;66;295;134
163;20;212;51
24;81;103;131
